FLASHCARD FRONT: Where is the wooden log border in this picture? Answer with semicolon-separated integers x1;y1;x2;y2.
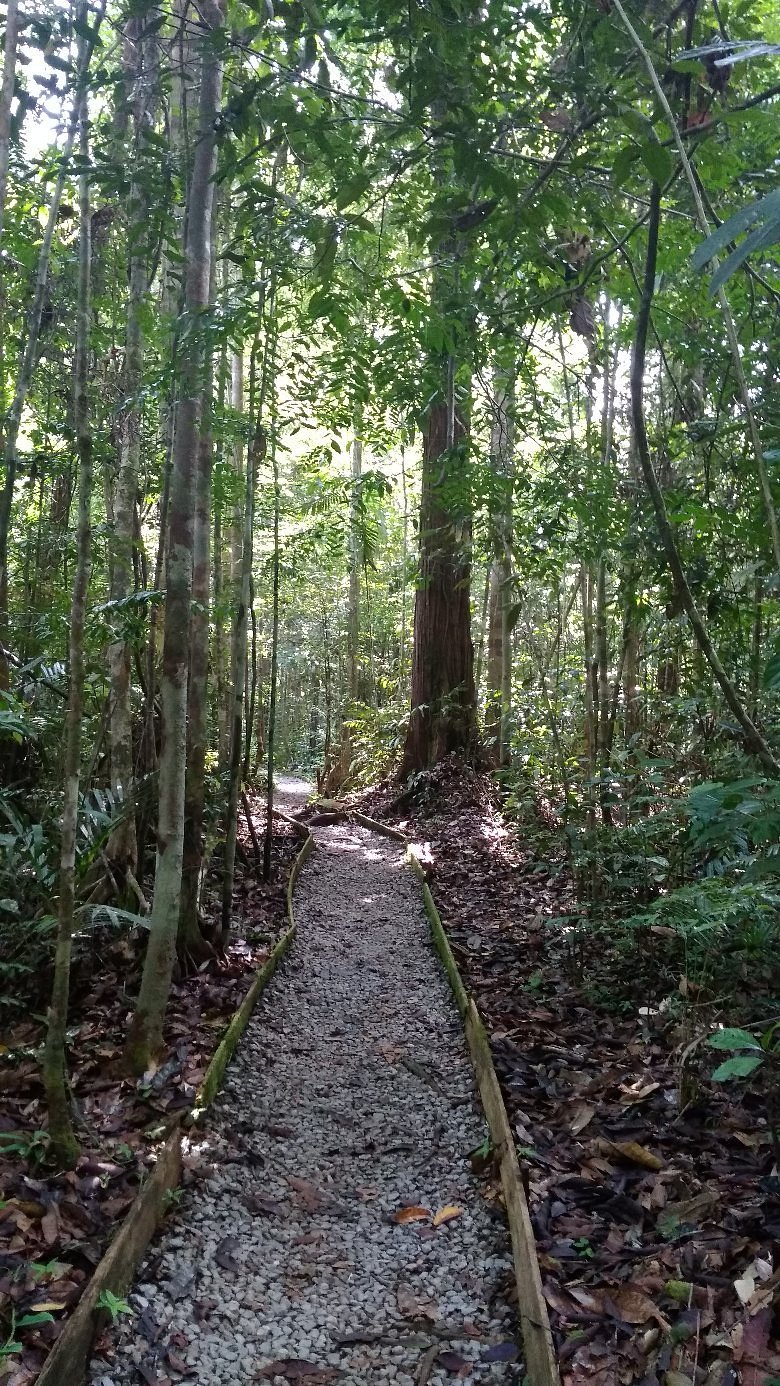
35;829;314;1386
407;846;560;1386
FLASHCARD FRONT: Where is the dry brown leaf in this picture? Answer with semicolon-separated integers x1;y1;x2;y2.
745;1267;780;1316
393;1205;431;1225
619;1081;660;1104
610;1283;670;1330
432;1204;464;1227
570;1102;596;1135
610;1140;664;1171
396;1284;438;1320
288;1177;324;1213
40;1207;60;1245
735;1307;772;1384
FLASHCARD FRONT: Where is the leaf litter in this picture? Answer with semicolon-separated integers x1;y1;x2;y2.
353;755;780;1385
0;797;299;1386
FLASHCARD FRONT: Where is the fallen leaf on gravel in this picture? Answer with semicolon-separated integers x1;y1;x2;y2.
244;1193;286;1217
481;1342;519;1362
167;1265;195;1301
288;1177;324;1212
166;1350;193;1375
436;1351;469;1375
214;1236;241;1272
137;1364;171;1386
432;1204;463;1227
255;1362;341;1381
393;1205;430;1224
396;1284;438;1320
331;1330;381;1346
664;1374;694;1386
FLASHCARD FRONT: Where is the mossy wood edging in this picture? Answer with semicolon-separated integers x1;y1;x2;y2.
407;846;560;1386
35;830;314;1386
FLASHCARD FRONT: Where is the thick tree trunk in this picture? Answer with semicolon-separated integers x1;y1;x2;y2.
42;54;92;1166
400;398;478;776
127;0;224;1072
178;346;215;961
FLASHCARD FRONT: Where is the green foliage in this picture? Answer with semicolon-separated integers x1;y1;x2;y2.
96;1290;134;1322
707;1021;780;1084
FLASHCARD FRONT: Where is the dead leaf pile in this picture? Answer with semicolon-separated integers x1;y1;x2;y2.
352;755;780;1385
0;802;297;1385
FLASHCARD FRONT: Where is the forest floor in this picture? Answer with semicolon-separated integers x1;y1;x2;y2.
3;767;780;1386
351;758;780;1386
0;789;300;1386
88;814;522;1386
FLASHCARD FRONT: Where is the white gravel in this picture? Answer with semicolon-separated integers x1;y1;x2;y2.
89;815;521;1385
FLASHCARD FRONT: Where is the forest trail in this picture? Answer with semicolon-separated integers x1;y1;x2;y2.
89;822;519;1386
273;775;315;813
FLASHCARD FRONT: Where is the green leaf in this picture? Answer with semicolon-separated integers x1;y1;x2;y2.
612;144;638;187
707;1026;760;1051
708;212;780;293
711;1054;763;1081
692;187;780;271
764;652;780;690
640;140;673;185
335;173;372;211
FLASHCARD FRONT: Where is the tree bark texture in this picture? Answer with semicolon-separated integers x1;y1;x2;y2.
400;400;478;776
106;10;160;882
128;0;224;1071
42;51;92;1166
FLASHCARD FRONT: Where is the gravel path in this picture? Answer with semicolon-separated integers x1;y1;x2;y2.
90;794;520;1385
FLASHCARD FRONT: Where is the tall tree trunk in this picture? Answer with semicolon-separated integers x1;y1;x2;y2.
178;230;217;961
484;369;514;766
221;416;263;942
398;445;409;703
0;0;18;243
106;11;159;886
347;430;362;703
0;0;19;460
595;557;611;824
127;0;224;1072
401;390;477;775
42;50;92;1166
485;560;502;761
262;425;281;882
